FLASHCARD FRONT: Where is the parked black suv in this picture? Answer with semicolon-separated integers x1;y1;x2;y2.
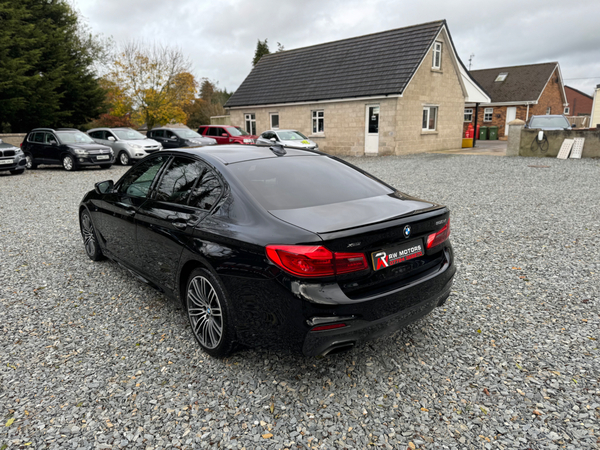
0;138;27;175
22;128;114;171
146;127;217;149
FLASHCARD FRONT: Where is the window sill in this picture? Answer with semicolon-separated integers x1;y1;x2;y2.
421;130;438;135
308;134;326;138
431;68;443;73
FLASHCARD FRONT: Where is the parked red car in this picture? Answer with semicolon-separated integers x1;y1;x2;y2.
197;125;258;145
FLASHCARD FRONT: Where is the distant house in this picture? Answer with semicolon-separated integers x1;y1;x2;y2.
465;62;568;138
225;20;489;156
564;86;593;116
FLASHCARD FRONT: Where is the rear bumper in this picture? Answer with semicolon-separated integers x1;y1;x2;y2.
302;275;452;356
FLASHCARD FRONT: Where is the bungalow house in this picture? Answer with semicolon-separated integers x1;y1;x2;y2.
465;62;568;139
225;20;489;156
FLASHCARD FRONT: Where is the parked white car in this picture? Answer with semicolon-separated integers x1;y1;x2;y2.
256;129;319;150
87;127;162;165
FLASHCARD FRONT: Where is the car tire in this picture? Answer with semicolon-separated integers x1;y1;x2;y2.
99;164;112;170
10;169;25;175
25;153;36;169
62;155;76;171
186;268;235;357
79;210;105;261
118;151;130;165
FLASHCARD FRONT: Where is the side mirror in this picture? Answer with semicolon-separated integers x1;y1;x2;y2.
269;137;277;143
95;180;114;194
108;136;116;141
49;140;58;146
571;123;577;128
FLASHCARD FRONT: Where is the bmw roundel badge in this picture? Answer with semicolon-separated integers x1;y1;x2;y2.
403;225;411;238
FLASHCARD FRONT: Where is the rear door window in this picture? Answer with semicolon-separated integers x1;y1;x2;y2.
229;156;392;210
154;157;206;205
188;167;223;210
32;132;44;143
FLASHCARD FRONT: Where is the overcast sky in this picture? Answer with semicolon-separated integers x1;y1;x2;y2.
75;0;600;96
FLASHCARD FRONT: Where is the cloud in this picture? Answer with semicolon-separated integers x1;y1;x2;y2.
74;0;600;95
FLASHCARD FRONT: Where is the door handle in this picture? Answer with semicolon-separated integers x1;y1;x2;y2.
116;202;136;215
172;221;187;230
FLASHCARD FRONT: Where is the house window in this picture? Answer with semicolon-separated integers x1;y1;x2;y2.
484;108;493;122
245;113;256;135
312;110;324;134
432;42;442;69
546;107;551;115
564;107;570;115
495;72;508;82
464;108;473;122
270;113;279;129
422;106;438;131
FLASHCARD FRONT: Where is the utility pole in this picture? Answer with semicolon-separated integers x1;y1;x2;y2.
468;54;475;70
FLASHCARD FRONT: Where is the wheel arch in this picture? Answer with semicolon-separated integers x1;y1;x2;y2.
177;257;217;310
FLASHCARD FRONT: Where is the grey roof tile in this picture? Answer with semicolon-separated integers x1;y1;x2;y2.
225;21;445;108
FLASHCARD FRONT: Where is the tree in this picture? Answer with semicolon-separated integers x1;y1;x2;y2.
185;79;232;129
0;0;106;131
252;39;270;66
107;42;197;130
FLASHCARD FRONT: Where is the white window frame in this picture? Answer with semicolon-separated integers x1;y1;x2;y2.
432;42;442;69
244;113;256;135
312;110;324;134
484;108;493;122
564;107;570;115
464;108;473;123
270;112;279;129
546;107;551;115
422;106;438;131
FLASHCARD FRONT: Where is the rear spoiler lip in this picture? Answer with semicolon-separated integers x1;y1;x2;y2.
316;206;449;240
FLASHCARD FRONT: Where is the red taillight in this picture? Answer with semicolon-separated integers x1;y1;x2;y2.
426;219;450;249
311;323;347;331
265;245;368;277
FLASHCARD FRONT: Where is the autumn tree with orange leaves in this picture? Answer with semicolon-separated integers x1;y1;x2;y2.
104;42;197;130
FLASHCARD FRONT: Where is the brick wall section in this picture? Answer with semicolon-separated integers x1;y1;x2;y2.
230;31;465;156
565;86;593;116
0;133;26;146
529;68;565;116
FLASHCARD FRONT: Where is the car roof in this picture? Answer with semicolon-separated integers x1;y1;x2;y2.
151;127;190;130
167;145;321;165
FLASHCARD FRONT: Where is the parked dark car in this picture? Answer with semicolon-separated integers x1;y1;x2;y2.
79;146;455;357
147;127;216;149
197;125;257;145
525;115;572;130
22;128;114;171
0;138;27;175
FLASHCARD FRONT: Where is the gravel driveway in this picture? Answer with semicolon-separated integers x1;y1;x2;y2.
1;155;599;450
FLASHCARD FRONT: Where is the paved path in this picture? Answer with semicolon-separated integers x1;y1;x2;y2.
430;139;507;156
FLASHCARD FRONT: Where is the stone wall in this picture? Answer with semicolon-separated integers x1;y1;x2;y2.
0;133;26;146
518;128;600;158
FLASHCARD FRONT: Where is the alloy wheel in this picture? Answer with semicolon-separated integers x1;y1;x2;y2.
81;212;97;258
119;151;130;165
187;276;223;349
25;154;34;169
63;155;74;171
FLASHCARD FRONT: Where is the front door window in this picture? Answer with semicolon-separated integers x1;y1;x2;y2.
368;106;379;133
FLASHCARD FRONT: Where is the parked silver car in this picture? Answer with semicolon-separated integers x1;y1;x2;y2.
87;128;162;165
256;129;319;150
524;115;572;130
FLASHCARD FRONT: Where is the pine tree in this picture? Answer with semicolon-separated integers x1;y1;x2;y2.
252;39;270;66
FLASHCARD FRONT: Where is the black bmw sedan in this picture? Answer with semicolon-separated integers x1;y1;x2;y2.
79;145;455;357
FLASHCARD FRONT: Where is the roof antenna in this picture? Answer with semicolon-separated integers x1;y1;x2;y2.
468;54;475;70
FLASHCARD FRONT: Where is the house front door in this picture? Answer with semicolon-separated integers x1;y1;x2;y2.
505;107;517;136
365;105;380;154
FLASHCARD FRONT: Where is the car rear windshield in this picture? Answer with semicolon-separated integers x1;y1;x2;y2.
174;129;202;139
529;116;570;128
56;131;95;144
277;130;307;140
113;129;145;140
228;127;250;136
229;156;393;210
